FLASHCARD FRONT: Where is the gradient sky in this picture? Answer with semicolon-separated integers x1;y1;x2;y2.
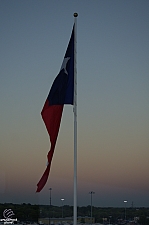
0;0;149;208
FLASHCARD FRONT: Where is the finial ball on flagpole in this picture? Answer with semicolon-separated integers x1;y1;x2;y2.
73;13;78;17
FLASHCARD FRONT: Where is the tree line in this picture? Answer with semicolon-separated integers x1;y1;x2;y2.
0;203;149;224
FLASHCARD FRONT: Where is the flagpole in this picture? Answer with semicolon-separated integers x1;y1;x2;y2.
73;12;78;225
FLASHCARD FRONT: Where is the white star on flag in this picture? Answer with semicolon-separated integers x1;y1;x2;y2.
60;57;70;75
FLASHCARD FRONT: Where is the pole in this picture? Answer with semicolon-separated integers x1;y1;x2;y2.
89;192;95;225
124;200;127;221
73;12;78;225
49;188;52;225
61;198;64;218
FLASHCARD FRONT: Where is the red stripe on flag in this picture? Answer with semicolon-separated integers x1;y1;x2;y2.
36;100;63;192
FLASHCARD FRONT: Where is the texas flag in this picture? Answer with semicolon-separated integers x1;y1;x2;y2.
36;26;74;192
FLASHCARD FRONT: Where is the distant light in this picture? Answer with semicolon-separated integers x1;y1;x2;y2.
124;200;127;203
61;198;64;201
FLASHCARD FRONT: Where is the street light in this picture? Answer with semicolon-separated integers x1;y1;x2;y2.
61;198;64;218
124;200;127;221
89;191;95;225
49;188;52;225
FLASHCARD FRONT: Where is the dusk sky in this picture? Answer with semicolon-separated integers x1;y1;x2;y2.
0;0;149;207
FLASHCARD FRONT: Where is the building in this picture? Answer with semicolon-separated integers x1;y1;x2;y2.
38;216;95;225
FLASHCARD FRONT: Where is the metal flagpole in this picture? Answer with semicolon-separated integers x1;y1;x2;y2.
73;12;78;225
